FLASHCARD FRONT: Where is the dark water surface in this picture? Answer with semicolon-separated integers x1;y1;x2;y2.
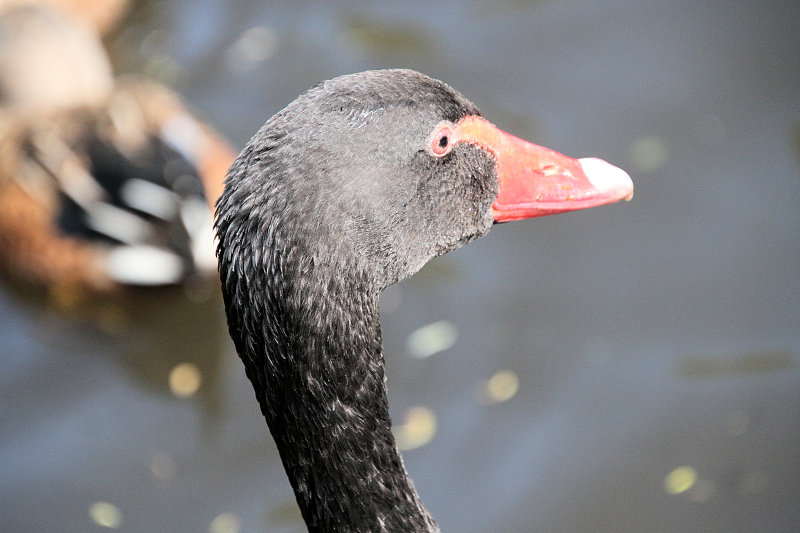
2;1;799;531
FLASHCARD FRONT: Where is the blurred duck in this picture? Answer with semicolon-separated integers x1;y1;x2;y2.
0;0;129;34
0;5;234;294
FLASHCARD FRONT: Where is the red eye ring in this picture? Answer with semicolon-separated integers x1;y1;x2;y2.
430;124;455;157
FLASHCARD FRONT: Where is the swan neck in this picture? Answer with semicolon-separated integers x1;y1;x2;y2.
241;268;438;531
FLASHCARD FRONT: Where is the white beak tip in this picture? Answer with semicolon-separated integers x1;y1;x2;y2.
578;157;634;201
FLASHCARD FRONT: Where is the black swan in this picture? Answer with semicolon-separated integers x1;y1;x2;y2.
215;69;633;532
0;6;234;293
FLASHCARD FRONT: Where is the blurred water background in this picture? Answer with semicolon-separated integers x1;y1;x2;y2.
1;1;799;531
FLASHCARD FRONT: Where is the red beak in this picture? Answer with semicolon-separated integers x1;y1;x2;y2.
453;116;634;222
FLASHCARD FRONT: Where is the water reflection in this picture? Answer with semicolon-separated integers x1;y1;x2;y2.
209;512;242;533
88;500;123;529
4;279;230;420
394;406;438;451
225;26;278;73
475;369;520;405
663;465;697;495
627;135;668;175
407;320;459;359
678;349;795;379
338;11;437;59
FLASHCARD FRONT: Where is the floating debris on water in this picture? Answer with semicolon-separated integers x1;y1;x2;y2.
88;501;122;528
678;349;795;379
394;406;437;451
226;26;277;72
209;512;241;533
475;369;520;405
664;466;697;495
168;362;202;398
407;320;457;359
627;135;668;174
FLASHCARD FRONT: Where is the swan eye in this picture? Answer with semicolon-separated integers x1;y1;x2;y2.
430;125;455;157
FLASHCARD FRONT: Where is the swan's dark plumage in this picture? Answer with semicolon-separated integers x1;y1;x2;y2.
216;70;497;532
216;69;633;532
217;70;497;531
